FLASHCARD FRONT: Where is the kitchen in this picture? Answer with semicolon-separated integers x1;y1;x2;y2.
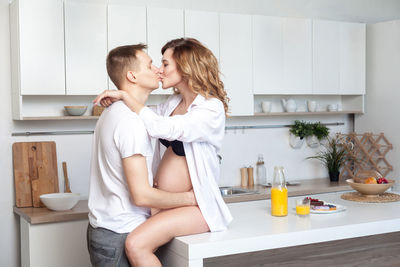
1;0;400;266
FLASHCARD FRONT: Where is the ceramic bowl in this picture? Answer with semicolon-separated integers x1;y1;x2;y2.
346;179;395;197
40;193;80;211
64;106;87;116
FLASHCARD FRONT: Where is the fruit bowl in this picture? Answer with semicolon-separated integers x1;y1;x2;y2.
346;179;395;197
40;193;80;211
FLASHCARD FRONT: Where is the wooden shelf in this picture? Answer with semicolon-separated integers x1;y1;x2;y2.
254;110;363;116
22;116;100;121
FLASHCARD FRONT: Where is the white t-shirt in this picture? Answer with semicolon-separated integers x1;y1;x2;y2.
88;101;153;233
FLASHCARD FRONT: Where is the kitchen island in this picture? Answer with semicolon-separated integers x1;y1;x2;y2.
157;191;400;267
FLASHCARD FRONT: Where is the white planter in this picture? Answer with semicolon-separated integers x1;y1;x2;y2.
319;138;329;147
306;135;320;148
289;133;304;149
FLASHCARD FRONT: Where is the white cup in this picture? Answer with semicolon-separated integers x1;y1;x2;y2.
327;104;338;112
261;101;272;113
307;101;317;112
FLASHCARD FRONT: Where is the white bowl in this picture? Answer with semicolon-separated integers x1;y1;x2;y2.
64;105;87;116
40;193;80;211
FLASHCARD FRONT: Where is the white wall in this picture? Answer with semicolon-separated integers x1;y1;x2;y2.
355;20;400;191
0;1;19;266
221;115;351;186
1;0;400;266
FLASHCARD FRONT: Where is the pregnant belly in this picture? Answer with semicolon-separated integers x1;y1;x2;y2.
155;147;192;193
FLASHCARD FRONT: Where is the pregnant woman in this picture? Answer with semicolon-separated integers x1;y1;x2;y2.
94;38;232;267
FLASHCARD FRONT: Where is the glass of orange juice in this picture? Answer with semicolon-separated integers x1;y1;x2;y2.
296;198;310;216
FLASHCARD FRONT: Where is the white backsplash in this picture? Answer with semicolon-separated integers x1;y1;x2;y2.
219;114;353;186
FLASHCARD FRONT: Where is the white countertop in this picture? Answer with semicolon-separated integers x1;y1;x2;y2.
166;191;400;261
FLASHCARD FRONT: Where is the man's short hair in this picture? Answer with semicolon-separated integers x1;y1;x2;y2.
106;44;147;89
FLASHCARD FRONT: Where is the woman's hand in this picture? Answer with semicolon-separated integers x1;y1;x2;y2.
93;89;145;114
92;90;126;107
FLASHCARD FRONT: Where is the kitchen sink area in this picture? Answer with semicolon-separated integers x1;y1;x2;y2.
219;187;259;197
219;179;351;203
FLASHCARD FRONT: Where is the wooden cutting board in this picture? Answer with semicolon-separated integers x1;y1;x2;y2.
13;142;59;207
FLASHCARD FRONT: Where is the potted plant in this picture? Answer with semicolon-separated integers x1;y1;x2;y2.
289;120;311;149
313;122;330;141
306;122;330;148
306;137;348;182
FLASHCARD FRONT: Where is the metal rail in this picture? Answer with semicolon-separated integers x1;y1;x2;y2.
11;122;345;136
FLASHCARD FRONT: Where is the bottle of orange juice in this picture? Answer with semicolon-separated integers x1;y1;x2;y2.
271;166;288;216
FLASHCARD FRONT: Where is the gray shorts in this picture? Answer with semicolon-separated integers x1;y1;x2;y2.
86;224;131;267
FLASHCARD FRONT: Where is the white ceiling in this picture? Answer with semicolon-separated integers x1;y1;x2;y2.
113;0;400;23
17;0;399;24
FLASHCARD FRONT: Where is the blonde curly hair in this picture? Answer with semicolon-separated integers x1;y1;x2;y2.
161;38;230;115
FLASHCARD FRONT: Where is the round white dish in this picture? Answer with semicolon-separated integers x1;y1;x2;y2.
310;203;346;214
40;193;80;211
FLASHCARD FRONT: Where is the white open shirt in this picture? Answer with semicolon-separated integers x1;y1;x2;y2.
139;94;233;232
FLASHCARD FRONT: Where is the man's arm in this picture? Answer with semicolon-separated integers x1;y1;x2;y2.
123;154;196;209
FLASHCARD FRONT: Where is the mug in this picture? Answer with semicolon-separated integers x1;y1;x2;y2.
307;101;317;112
327;104;338;112
261;101;272;113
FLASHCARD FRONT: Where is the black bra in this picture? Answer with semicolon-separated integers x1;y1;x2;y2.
159;139;185;156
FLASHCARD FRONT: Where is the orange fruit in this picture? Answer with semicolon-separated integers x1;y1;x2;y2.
364;177;377;184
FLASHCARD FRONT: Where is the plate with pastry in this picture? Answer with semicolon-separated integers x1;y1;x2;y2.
305;197;346;214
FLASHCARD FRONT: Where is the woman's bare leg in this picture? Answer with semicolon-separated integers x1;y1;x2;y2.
125;206;209;267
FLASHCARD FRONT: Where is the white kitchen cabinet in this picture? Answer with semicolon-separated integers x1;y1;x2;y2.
184;10;219;60
312;20;341;94
339;22;366;95
282;18;313;94
220;13;253;116
64;1;108;95
147;7;184;95
313;20;366;95
107;4;147;90
252;17;312;95
10;0;65;96
253;16;283;95
19;218;90;267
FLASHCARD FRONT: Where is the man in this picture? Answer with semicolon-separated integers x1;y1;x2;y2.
87;44;196;267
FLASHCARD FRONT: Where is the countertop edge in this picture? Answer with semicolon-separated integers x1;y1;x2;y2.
14;200;89;225
183;219;400;259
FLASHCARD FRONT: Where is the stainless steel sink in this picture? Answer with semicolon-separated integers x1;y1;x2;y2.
219;187;258;197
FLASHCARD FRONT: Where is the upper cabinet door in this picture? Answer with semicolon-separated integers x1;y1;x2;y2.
64;1;107;95
184;10;219;60
339;22;366;95
282;18;312;94
220;13;253;116
108;4;147;90
147;7;184;95
16;0;65;95
252;15;283;95
312;20;340;94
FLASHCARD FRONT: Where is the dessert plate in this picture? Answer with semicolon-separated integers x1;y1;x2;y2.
310;203;346;214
